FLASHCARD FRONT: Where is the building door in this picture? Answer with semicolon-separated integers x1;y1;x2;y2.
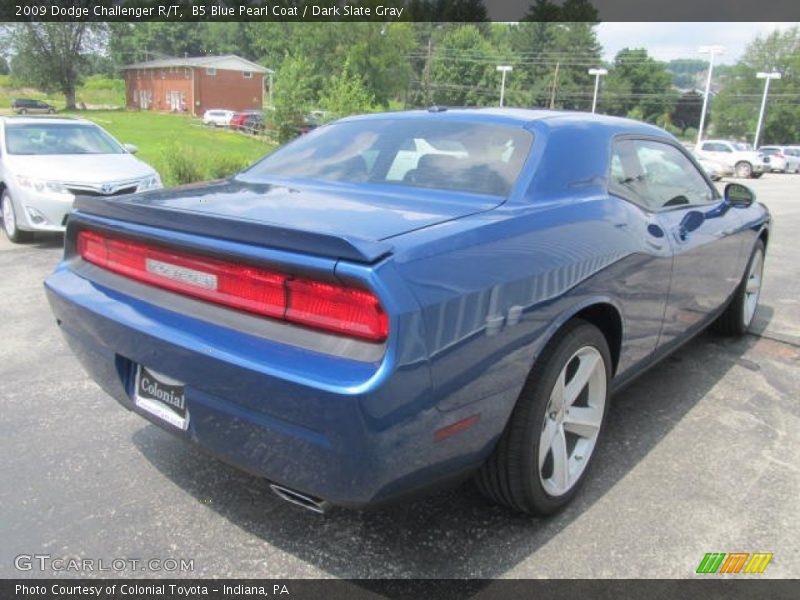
166;91;179;111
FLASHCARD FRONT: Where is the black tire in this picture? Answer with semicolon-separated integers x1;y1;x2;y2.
1;191;34;244
19;108;27;115
735;161;752;178
47;108;55;114
713;240;765;336
475;319;612;515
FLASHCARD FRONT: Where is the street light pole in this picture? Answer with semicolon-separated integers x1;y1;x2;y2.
588;68;608;113
496;65;512;107
696;45;726;147
754;71;781;149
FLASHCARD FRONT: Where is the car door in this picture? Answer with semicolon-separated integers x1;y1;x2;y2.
630;139;745;348
700;141;734;167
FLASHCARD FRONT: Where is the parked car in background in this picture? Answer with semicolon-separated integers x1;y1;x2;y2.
692;152;732;181
0;116;162;243
45;109;769;515
12;98;56;115
241;113;265;135
759;146;800;173
229;110;263;131
695;139;766;179
202;109;235;128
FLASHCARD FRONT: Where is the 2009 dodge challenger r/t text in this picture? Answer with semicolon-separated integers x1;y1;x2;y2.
45;108;770;515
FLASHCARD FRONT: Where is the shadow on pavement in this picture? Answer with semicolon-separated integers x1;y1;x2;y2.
132;330;755;579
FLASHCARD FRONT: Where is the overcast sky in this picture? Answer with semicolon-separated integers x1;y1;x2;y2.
596;22;798;64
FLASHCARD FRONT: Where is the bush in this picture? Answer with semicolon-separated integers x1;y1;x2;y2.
156;143;204;185
683;127;698;142
206;155;251;180
155;142;254;186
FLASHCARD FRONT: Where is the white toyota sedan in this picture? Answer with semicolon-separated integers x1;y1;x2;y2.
0;116;162;243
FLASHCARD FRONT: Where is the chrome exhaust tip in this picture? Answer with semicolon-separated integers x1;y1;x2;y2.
269;483;330;514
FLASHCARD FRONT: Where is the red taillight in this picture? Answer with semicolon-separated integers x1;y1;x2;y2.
286;279;389;341
77;230;388;342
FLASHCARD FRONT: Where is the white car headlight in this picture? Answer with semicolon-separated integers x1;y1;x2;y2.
138;174;162;191
16;175;69;195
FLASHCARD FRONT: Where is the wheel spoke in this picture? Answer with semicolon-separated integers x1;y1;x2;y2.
563;405;602;439
539;417;558;469
549;369;566;413
565;351;600;407
550;427;569;492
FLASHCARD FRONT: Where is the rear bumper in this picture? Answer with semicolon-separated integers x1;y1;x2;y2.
45;264;502;508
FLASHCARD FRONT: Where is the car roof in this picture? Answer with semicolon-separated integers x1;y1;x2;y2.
338;107;668;137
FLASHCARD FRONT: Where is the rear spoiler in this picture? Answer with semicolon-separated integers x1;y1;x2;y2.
72;195;393;264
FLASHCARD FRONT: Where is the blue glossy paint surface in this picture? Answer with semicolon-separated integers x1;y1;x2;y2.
45;109;770;507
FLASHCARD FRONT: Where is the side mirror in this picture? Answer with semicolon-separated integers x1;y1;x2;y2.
725;183;755;207
123;143;139;154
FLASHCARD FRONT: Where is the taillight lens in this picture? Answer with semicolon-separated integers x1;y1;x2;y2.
286;279;388;341
77;230;388;342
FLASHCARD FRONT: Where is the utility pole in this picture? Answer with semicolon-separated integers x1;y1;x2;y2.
549;62;560;109
496;65;512;107
423;37;432;105
754;71;781;149
696;45;726;147
588;68;608;113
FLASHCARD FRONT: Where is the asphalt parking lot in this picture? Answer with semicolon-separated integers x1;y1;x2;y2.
1;175;798;580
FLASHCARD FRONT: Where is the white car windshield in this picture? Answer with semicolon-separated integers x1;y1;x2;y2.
4;123;124;155
734;143;753;151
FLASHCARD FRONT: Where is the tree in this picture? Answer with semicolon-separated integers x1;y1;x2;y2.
666;58;707;89
712;27;800;143
509;1;602;109
272;55;317;142
319;62;376;120
7;23;106;109
604;48;676;123
428;25;497;106
671;91;704;131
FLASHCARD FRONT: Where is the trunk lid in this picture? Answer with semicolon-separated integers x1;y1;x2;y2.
73;178;498;263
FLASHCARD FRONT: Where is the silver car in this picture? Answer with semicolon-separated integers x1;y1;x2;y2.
759;145;800;173
0;117;162;243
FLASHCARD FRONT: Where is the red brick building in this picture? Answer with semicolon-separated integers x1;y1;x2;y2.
122;55;272;116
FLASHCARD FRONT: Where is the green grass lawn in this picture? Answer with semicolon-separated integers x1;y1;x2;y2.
66;110;276;186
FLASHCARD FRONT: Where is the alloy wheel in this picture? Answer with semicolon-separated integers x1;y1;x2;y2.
2;195;16;238
743;248;764;327
538;345;607;497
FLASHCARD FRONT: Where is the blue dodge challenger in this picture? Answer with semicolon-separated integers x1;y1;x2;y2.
45;109;770;515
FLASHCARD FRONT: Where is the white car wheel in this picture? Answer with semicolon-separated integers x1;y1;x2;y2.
2;191;34;243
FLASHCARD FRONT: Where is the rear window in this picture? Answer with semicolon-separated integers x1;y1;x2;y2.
242;119;534;197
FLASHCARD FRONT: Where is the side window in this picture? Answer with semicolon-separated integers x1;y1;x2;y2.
609;139;652;210
610;139;715;211
634;140;715;209
701;142;716;152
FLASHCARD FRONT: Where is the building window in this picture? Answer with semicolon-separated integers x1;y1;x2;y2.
243;71;253;79
133;89;138;102
185;68;191;79
206;67;216;76
160;69;165;79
